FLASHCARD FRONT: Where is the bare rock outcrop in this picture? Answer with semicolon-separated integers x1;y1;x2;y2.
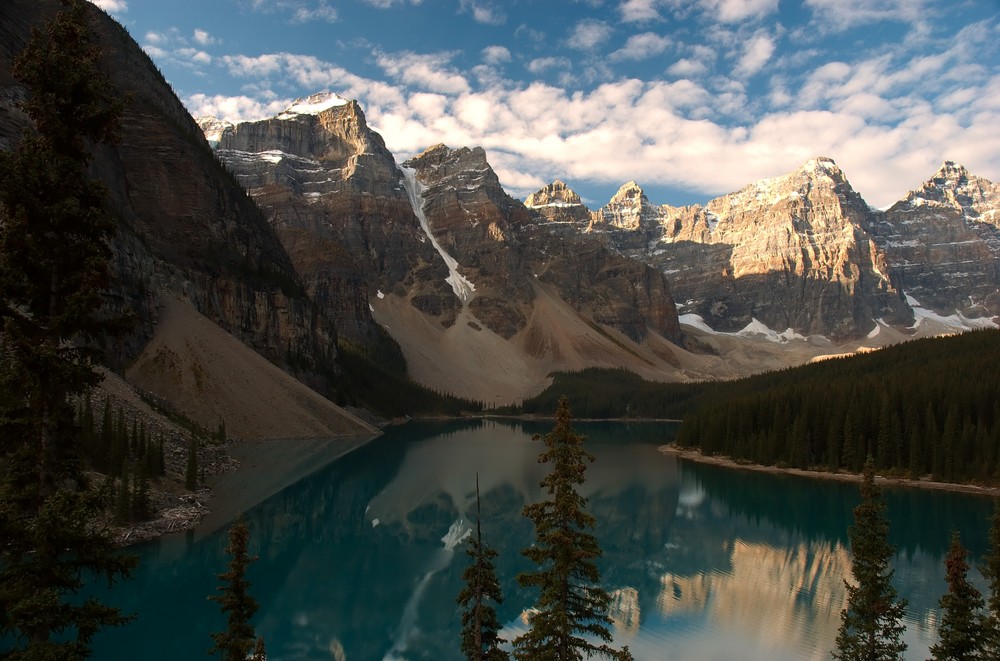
571;158;908;339
871;161;1000;317
406;144;680;343
215;93;438;347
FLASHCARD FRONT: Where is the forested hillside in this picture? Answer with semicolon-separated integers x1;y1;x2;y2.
678;330;1000;482
520;330;1000;484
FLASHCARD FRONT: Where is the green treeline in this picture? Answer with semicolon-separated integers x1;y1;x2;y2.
334;339;484;416
518;330;1000;485
677;329;1000;482
517;367;699;419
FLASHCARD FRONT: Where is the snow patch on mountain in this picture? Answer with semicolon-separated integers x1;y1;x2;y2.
400;166;476;303
905;294;997;331
277;91;348;120
737;318;808;343
195;116;233;147
679;314;809;344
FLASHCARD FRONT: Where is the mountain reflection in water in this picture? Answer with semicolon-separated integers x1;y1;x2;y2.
91;419;993;661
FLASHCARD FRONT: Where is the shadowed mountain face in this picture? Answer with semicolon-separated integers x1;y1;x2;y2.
0;0;338;383
210;98;682;401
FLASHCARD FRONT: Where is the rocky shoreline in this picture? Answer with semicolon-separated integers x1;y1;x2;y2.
661;444;1000;498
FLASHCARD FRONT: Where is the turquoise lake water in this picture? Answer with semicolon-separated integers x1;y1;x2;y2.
90;419;996;660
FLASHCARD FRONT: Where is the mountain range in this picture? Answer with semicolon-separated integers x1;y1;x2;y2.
2;0;999;419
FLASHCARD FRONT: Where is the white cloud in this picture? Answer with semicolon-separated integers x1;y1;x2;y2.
144;31;168;45
567;19;613;50
527;57;572;74
177;48;213;66
186;93;291;122
175;8;999;211
705;0;779;22
362;0;422;6
193;29;217;46
291;1;338;23
661;0;778;23
89;0;127;13
668;58;708;77
376;51;471;94
619;0;665;22
481;46;511;65
141;29;214;72
803;0;931;32
242;0;340;23
459;0;506;25
610;32;671;61
734;32;775;76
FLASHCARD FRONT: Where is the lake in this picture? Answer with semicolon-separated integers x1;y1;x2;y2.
91;419;996;660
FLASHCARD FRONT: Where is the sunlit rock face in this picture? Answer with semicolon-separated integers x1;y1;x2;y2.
524;180;591;226
583;158;908;339
871;161;1000;318
528;159;1000;340
658;539;851;654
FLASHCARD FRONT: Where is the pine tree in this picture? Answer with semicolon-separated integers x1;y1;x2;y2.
833;456;908;661
0;0;135;654
981;500;1000;657
513;398;632;661
457;475;508;661
251;636;267;661
929;531;987;660
209;516;262;661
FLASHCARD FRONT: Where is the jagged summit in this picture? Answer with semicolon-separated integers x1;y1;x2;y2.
276;91;349;120
900;160;1000;224
800;156;842;176
195;116;233;146
611;180;647;202
525;180;585;208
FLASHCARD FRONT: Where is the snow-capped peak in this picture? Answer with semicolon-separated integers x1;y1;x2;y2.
800;156;843;179
277;92;349;120
195;116;233;147
903;160;1000;223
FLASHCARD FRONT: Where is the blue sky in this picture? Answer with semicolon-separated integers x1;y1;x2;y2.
90;0;1000;209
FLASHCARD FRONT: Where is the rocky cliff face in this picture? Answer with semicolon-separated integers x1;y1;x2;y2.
404;144;679;343
207;99;681;401
524;180;591;226
871;161;1000;317
214;93;436;347
0;0;337;379
531;158;914;339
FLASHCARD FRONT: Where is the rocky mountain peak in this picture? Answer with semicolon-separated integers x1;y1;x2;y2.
217;93;389;168
195;116;233;147
524;180;584;208
899;160;1000;224
708;156;860;222
407;143;488;171
610;180;648;204
800;156;844;179
525;180;591;225
592;180;659;231
276;91;349;120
